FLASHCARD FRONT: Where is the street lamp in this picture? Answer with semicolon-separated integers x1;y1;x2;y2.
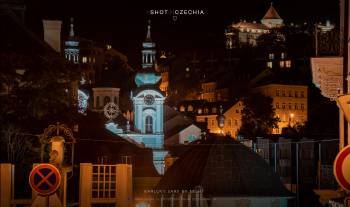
216;105;225;134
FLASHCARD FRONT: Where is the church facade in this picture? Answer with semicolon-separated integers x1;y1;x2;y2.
108;21;168;175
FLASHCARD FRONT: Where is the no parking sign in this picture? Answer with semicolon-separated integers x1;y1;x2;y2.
333;145;350;192
29;163;61;196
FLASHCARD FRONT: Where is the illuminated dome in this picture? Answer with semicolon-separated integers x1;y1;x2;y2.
135;70;161;87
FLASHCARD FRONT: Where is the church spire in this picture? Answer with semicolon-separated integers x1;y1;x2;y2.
146;19;152;41
142;19;156;69
69;17;75;38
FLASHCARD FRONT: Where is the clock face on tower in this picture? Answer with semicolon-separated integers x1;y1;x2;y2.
144;94;155;105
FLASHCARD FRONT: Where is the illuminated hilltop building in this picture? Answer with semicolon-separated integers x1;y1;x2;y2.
225;3;284;48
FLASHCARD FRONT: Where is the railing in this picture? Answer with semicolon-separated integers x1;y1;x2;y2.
91;164;117;203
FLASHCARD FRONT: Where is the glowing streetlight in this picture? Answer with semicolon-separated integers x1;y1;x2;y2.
289;113;295;126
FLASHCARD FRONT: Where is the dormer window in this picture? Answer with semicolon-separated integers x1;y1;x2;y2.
281;52;286;59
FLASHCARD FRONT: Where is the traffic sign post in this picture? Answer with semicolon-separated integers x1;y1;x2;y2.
29;164;61;196
333;145;350;192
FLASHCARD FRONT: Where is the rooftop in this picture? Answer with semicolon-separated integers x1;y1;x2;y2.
156;134;293;197
262;3;282;20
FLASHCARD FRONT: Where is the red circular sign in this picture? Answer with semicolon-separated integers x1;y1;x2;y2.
333;145;350;192
29;164;61;196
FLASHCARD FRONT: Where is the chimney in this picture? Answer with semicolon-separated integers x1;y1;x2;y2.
42;20;62;52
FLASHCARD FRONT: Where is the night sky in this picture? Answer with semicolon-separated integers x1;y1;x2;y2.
24;0;339;68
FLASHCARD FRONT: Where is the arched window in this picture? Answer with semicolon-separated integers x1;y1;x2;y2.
96;96;100;108
104;96;111;105
145;116;153;134
228;119;232;127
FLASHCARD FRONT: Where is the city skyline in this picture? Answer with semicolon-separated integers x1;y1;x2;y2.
25;0;339;67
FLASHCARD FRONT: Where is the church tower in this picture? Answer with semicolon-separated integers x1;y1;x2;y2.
131;20;167;175
64;18;79;64
261;3;284;28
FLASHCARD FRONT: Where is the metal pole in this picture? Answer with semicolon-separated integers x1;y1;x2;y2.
296;143;299;207
343;0;349;147
318;142;322;189
315;23;318;56
274;143;277;173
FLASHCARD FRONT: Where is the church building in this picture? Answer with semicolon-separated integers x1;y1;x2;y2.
106;21;168;175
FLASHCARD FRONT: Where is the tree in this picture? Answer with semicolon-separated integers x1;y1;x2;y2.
0;52;80;163
0;124;36;163
238;93;279;139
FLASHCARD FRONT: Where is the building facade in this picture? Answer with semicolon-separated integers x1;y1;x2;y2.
254;84;308;134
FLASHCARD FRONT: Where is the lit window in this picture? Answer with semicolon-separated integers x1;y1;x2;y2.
204;108;209;113
212;107;217;114
269;53;274;60
267;61;273;68
198;108;202;114
180;106;185;112
286;60;291;68
82;57;87;63
106;45;112;50
188;105;193;112
279;61;285;68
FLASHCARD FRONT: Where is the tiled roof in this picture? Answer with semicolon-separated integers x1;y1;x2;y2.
75;112;159;177
156;135;293;197
262;4;282;20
